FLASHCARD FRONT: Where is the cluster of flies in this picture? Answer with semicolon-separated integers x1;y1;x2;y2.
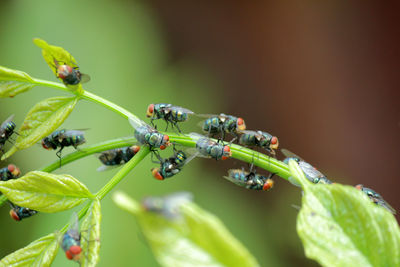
0;59;397;263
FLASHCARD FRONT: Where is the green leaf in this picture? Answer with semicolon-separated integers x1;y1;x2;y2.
0;233;59;267
80;199;101;267
113;191;260;267
33;38;83;92
288;160;400;267
0;171;93;212
2;96;79;160
0;66;37;97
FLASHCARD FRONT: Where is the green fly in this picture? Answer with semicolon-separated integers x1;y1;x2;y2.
239;130;279;155
41;129;86;160
0;164;21;181
97;145;141;171
0;115;16;153
129;116;170;150
189;133;231;161
9;202;38;221
146;103;194;133
151;149;195;180
355;184;396;214
199;113;246;142
224;169;274;191
281;148;332;186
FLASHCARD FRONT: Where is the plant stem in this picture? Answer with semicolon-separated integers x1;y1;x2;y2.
95;146;150;200
33;78;136;119
41;137;136;172
168;134;291;180
81;91;134;119
34;78;291;180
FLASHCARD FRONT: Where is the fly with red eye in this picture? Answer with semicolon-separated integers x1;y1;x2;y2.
199;113;247;142
146;103;194;133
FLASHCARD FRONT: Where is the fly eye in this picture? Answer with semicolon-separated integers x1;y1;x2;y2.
355;184;363;191
223;146;230;153
146;104;155;117
271;136;278;145
69;246;82;255
237;118;244;125
7;164;15;172
41;140;49;149
132;146;140;153
9;209;20;221
163;135;169;142
263;179;274;191
152;168;164;180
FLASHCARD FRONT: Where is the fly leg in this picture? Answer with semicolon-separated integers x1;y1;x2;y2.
173;122;182;135
151;149;163;164
150;117;156;127
56;147;64;167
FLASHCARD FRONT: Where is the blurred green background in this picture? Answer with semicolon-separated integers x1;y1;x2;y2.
1;0;399;266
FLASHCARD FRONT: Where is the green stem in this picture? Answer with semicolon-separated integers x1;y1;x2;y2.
41;137;136;172
168;134;291;180
95;146;150;200
33;75;290;180
81;91;134;119
33;78;136;119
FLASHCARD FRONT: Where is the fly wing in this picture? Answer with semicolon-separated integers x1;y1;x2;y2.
298;161;325;180
1;114;15;129
222;169;251;187
128;116;147;130
194;113;218;119
223;175;250;187
281;149;305;161
171;106;194;115
80;73;91;84
241;130;262;139
66;212;80;240
61;130;86;137
188;132;205;140
375;198;396;214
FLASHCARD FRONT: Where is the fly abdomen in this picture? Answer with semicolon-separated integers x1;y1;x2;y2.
203;117;221;133
239;133;256;146
170;107;188;122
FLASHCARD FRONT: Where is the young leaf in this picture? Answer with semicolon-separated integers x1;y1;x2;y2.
288;160;400;267
2;96;79;160
33;38;83;92
0;66;37;97
113;191;260;267
0;233;59;267
0;171;93;212
80;198;101;267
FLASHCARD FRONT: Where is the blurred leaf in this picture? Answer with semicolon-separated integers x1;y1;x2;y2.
0;66;37;97
288;160;400;267
80;198;101;267
2;96;79;160
0;171;93;212
0;233;59;267
113;191;260;267
33;38;83;92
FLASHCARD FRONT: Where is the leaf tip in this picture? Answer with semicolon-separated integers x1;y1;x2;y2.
33;38;48;48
